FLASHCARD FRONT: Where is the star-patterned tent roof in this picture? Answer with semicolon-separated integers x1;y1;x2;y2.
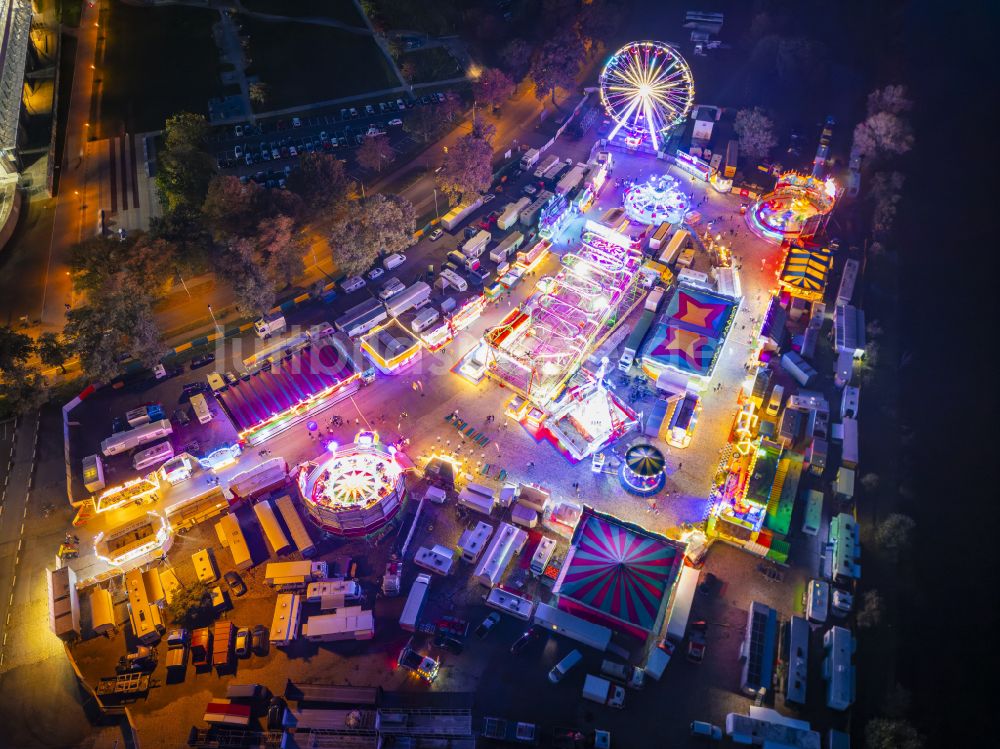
641;287;737;377
556;509;683;633
779;243;832;299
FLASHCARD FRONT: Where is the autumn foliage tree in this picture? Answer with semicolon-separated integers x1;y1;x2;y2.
435;128;493;202
357;134;396;174
529;30;584;104
734;107;778;164
329;194;416;278
473;68;515;110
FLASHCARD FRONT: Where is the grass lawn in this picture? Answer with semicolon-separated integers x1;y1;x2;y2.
399;47;462;84
100;1;224;133
371;0;460;36
242;18;397;110
241;0;365;26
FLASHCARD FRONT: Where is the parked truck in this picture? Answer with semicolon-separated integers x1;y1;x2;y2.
191;627;212;668
520;148;540;170
498;198;530;231
213;621;234;671
253;313;286;339
582;675;625;708
482;716;539;744
534;154;560;179
618;309;655;371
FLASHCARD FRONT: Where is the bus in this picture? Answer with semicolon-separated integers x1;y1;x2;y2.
648;222;671;251
132;440;175;471
254;498;291;556
101;419;173;457
190;393;212;424
802;489;823;536
274;495;316;557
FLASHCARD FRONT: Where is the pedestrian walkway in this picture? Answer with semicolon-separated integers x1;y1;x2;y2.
86;132;161;233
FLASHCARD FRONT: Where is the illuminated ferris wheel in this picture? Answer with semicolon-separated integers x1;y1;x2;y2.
599;41;695;151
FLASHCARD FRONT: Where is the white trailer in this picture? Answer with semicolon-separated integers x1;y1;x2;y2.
302;606;375;642
836;258;859;307
532;602;612;651
440;197;484;231
556;164;586;195
215;513;253;571
497;198;530;230
781;351;818;386
457;521;494;563
414;544;455;576
100;419;173;457
305;579;362;608
458;485;495;516
274;495;316;557
530;536;557;576
520;148;540;169
400;573;431;632
264;561;328;588
840;417;858;469
665;564;700;642
473;522;527;587
462;230;492;258
254;499;291;556
270;593;302;646
491;231;525;262
385;281;432;318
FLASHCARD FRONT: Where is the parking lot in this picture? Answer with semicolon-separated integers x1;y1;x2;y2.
208;91;458;186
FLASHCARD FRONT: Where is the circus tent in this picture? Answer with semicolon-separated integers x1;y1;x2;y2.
778;242;833;301
554;508;684;639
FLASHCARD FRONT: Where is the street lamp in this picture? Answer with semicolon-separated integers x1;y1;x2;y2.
207;304;223;336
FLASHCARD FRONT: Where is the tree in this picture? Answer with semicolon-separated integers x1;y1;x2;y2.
529;30;584;104
156;113;214;211
500;38;532;82
357;134;396;174
164;581;212;627
36;332;69;373
577;0;621;56
64;289;164;381
437;95;463;124
875;513;916;562
734;107;778;163
0;326;34;373
68;236;122;294
860;472;880;492
865;718;924;749
149;207;213;278
435;130;493;201
867;85;912;117
400;60;417;83
856;589;884;629
287;153;350;214
328;194;416;277
255;214;306;288
249;81;270;106
403;105;440;144
852;112;913;161
473;68;515;110
202;175;267;237
0;369;49;415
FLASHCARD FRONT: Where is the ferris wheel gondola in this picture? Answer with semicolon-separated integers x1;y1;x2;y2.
599;41;695;151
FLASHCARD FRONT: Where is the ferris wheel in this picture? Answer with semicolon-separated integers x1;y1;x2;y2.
599;41;695;151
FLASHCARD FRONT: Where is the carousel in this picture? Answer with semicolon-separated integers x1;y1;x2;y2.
623;174;691;225
296;431;410;536
618;443;667;496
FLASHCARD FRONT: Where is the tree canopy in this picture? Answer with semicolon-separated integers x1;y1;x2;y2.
734;107;778;164
436;130;493;201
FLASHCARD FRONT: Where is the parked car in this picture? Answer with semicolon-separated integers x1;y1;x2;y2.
522;184;537;195
224;570;247;597
690;721;722;740
378;278;405;300
365;104;375;115
267;697;286;730
251;624;269;656
433;633;464;654
475;612;501;639
510;626;541;655
189;353;215;370
234;124;243;137
367;266;384;280
383;252;407;270
687;620;707;663
482;193;496;204
289;146;298;157
292;117;302;128
428;228;443;241
235;627;251;658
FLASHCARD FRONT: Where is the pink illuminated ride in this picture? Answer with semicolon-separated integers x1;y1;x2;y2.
747;173;839;242
599;41;695;151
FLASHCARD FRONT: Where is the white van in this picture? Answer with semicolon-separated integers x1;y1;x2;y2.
342;276;366;293
548;649;583;683
383;253;407;270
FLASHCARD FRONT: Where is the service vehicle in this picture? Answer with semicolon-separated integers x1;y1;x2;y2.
476;612;501;638
397;641;440;682
582;675;625;708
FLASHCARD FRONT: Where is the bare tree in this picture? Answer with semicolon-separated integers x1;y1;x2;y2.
856;589;884;629
865;718;924;749
867;85;912;117
875;513;916;562
853;112;913;161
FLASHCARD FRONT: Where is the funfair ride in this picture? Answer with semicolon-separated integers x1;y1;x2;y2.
599;40;695;151
747;173;839;242
296;431;409;537
484;222;645;405
623;174;691;225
